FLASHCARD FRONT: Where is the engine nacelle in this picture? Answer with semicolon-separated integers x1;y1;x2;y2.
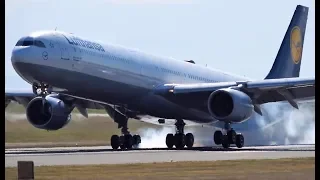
26;95;72;130
207;88;254;123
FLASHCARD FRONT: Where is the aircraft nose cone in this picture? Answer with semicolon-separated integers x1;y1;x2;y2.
11;48;25;65
11;47;30;76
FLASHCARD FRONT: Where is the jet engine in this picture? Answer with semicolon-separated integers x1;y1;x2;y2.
207;88;254;123
26;95;72;130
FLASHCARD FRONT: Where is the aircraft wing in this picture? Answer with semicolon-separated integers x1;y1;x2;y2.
5;77;315;118
5;89;35;108
154;77;315;115
5;89;106;118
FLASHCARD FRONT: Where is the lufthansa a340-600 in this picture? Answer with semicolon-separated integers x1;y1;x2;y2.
6;5;314;150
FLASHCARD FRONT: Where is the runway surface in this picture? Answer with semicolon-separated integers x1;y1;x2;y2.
5;144;314;167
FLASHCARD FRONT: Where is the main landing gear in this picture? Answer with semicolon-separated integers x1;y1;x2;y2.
213;122;244;148
110;118;141;150
165;119;194;149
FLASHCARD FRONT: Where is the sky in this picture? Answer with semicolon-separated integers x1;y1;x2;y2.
5;0;315;89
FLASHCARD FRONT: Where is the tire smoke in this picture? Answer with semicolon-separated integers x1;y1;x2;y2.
138;101;315;148
244;101;315;145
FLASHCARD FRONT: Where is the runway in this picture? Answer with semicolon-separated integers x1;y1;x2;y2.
5;144;315;167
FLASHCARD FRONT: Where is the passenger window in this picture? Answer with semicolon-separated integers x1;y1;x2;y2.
34;40;46;48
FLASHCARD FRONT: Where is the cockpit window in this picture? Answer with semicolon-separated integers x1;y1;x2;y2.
15;38;24;46
22;38;34;46
34;40;46;48
15;36;46;48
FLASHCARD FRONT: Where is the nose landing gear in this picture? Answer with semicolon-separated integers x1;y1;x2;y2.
32;82;54;115
32;82;52;96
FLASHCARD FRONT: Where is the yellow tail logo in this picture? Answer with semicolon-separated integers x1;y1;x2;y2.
290;26;302;64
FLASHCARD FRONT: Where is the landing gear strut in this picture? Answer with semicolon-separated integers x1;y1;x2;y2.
110;118;141;150
32;82;52;96
32;82;54;115
213;122;244;148
165;119;194;149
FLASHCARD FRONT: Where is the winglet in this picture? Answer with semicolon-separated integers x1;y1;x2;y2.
265;5;309;79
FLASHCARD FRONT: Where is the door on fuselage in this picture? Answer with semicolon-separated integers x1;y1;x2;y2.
60;44;70;60
55;37;70;60
71;47;84;71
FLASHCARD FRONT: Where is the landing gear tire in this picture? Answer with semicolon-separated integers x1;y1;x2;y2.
221;135;230;149
227;129;236;144
214;130;223;145
111;116;141;150
214;125;245;149
166;133;175;149
111;133;140;150
124;134;133;149
175;133;186;149
235;134;244;148
165;119;195;149
111;135;120;150
185;133;194;148
133;134;141;147
119;135;126;150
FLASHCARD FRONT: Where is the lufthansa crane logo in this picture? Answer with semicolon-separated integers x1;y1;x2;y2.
42;51;48;60
290;26;302;64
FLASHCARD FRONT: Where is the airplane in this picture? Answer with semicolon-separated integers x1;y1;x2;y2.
5;5;314;150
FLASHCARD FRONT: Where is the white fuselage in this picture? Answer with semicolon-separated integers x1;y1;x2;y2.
11;31;252;127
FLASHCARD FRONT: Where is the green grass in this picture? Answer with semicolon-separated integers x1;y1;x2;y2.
5;115;160;147
5;102;162;148
5;101;315;148
5;101;163;148
5;157;315;180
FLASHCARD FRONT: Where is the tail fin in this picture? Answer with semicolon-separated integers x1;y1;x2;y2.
265;5;309;79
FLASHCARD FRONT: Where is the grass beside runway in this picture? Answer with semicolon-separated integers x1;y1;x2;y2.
5;115;160;148
5;103;161;148
6;103;213;148
5;157;315;180
5;102;315;148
